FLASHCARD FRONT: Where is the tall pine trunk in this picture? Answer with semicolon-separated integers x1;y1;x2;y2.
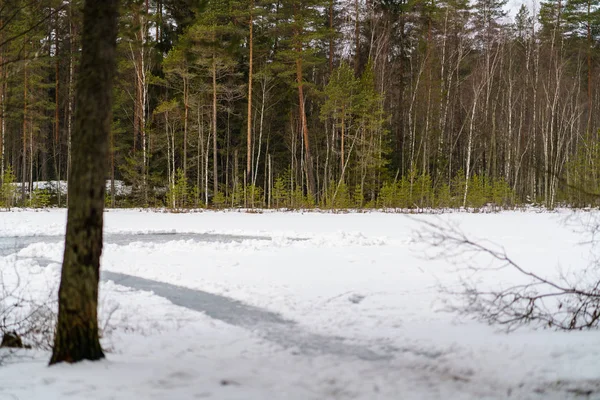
0;14;4;183
22;66;27;204
293;7;315;197
212;53;218;197
54;11;62;206
50;0;119;365
247;0;253;184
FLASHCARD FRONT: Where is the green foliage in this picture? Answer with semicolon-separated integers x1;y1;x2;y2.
352;185;365;208
451;169;467;207
274;0;330;77
105;190;112;208
269;170;313;210
0;166;16;209
393;177;408;208
244;184;264;208
491;178;514;208
377;170;433;209
167;169;189;209
562;136;600;206
271;177;289;208
229;182;245;207
27;188;51;209
213;190;227;208
436;183;452;208
191;185;203;208
354;61;391;194
321;63;360;144
305;192;316;209
465;174;490;208
289;186;315;209
290;187;304;209
378;181;397;208
414;173;433;208
376;169;515;210
321;181;334;208
230;183;265;208
323;181;352;209
563;0;600;40
119;153;150;206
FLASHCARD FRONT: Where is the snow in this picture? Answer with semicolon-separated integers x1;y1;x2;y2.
10;180;131;196
1;209;600;399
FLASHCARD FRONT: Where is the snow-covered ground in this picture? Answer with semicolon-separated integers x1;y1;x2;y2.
0;209;599;399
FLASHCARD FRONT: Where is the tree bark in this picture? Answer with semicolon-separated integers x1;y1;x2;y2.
54;11;61;206
183;75;188;180
66;6;76;205
212;53;218;196
247;0;253;184
0;14;3;182
50;0;119;365
587;0;592;132
329;0;334;74
293;5;315;196
354;0;360;74
22;66;27;203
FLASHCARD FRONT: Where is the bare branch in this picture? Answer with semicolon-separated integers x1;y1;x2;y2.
412;216;600;330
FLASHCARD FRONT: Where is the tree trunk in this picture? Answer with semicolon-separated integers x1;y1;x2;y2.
66;9;76;205
464;83;482;208
132;4;141;153
253;79;267;187
183;75;188;180
22;66;27;204
587;0;592;132
340;109;345;176
131;3;149;204
0;15;4;183
329;0;334;74
110;129;115;208
50;0;119;365
28;111;33;200
195;102;204;208
354;0;360;74
54;13;61;206
0;78;4;184
294;60;315;194
247;0;253;184
141;6;148;206
212;54;218;197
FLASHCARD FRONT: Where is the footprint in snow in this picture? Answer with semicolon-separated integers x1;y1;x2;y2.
348;294;366;304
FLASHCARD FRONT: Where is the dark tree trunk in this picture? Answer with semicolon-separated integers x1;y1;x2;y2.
212;54;218;197
247;0;253;185
293;4;315;197
50;0;119;365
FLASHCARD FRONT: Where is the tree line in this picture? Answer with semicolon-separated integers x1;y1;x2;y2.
1;0;600;210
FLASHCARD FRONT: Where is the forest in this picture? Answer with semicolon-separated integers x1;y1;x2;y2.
0;0;599;210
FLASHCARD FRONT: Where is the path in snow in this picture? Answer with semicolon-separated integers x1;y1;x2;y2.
0;232;278;257
102;271;397;362
1;232;404;362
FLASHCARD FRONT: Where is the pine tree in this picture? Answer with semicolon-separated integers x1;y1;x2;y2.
183;0;245;200
564;0;600;130
274;0;329;198
51;0;119;364
321;62;360;182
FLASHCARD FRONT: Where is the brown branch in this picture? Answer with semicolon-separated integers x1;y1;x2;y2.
413;216;600;330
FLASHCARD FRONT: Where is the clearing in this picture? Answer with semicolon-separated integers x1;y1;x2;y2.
0;209;599;399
